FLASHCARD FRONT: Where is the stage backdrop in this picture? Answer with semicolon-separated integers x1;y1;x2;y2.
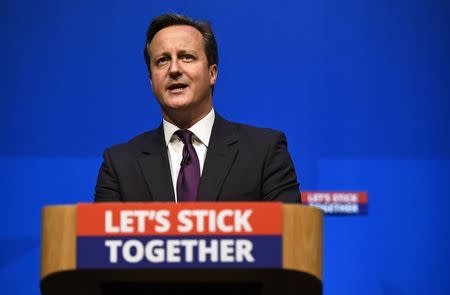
2;0;449;294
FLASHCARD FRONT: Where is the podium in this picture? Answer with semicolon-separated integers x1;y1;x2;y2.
41;204;322;295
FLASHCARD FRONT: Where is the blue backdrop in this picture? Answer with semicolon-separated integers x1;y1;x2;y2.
2;0;449;294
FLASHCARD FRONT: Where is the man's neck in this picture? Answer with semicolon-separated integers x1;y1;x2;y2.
162;105;213;129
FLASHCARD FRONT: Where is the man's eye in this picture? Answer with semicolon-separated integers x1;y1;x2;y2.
156;57;168;66
181;55;194;62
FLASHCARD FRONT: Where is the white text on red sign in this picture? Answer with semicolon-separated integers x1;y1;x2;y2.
104;209;253;234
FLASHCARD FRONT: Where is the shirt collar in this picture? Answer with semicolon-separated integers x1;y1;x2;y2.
163;108;215;147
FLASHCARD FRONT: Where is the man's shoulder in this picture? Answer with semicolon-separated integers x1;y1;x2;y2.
224;118;285;142
103;116;287;154
103;127;161;155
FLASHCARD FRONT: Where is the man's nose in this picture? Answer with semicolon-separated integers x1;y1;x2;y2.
168;59;182;79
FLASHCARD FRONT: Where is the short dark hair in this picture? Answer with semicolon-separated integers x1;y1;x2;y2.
143;14;219;74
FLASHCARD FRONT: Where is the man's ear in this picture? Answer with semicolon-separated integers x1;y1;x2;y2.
209;64;218;86
148;72;153;88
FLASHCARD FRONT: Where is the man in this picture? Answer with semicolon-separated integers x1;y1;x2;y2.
95;14;300;203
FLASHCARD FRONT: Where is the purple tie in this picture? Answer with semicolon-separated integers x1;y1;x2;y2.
175;130;200;202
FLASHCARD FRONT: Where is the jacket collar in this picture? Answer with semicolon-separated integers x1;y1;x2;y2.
137;114;239;202
137;126;175;202
197;114;239;201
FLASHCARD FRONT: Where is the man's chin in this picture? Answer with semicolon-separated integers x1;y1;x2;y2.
160;95;189;106
162;101;193;112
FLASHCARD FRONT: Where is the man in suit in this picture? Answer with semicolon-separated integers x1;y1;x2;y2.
95;14;300;203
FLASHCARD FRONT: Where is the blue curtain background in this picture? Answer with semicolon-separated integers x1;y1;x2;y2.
2;0;449;294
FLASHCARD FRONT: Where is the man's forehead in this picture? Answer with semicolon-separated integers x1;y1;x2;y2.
149;25;204;53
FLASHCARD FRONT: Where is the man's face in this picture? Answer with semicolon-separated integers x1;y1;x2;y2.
148;25;217;117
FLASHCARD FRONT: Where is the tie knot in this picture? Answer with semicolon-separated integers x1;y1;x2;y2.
175;129;194;145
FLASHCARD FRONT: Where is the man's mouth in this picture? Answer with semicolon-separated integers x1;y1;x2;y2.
167;83;188;93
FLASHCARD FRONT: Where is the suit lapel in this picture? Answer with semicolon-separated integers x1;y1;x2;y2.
137;126;175;202
197;115;239;201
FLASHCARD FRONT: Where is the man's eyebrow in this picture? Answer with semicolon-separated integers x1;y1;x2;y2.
151;51;170;59
150;49;198;61
178;49;197;55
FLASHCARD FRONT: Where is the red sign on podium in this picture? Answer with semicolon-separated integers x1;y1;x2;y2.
76;202;282;269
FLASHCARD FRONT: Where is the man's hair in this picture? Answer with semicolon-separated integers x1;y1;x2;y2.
143;14;219;75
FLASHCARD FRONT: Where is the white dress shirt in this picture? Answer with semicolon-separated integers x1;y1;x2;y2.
163;108;215;202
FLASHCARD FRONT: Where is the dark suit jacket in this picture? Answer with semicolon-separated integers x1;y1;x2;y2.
94;115;300;203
